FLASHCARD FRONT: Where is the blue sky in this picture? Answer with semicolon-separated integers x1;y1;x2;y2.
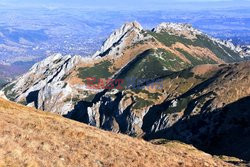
0;0;249;10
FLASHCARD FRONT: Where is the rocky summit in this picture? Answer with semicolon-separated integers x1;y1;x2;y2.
1;21;250;165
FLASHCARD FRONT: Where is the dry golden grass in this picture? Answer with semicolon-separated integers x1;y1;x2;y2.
191;64;220;76
0;98;234;167
172;42;224;64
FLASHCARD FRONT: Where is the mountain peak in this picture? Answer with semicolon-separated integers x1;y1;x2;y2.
153;22;202;39
93;21;143;58
121;21;143;31
2;53;83;106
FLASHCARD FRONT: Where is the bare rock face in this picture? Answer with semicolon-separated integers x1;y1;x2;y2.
2;54;83;114
239;45;250;58
153;22;203;40
93;21;144;58
38;81;75;115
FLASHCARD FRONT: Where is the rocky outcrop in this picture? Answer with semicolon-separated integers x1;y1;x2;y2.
93;21;144;58
148;96;250;161
239;45;250;58
153;23;203;39
2;53;83;114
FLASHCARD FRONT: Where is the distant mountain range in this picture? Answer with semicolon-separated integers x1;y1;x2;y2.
1;21;250;164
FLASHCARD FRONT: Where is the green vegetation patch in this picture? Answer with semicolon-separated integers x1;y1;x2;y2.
156;48;188;71
176;48;217;66
78;60;113;80
84;94;96;102
132;89;161;100
193;35;241;62
64;96;82;105
133;96;154;110
3;83;17;101
147;31;193;47
147;31;242;63
0;79;8;89
164;97;192;114
119;49;188;84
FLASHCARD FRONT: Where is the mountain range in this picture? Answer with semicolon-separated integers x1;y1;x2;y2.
1;21;250;165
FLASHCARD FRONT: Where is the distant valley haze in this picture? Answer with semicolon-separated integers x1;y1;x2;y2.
1;0;250;10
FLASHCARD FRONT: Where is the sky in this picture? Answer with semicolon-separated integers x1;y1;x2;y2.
0;0;250;10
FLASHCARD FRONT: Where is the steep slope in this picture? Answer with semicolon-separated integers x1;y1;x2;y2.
150;23;242;62
1;53;84;113
1;22;249;162
141;62;250;160
66;61;250;141
63;61;250;165
0;98;233;167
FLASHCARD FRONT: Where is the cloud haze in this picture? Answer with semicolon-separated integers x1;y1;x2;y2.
0;0;249;10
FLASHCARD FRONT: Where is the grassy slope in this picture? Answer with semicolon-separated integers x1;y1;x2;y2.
117;49;187;85
0;98;232;167
78;60;113;80
147;31;242;62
